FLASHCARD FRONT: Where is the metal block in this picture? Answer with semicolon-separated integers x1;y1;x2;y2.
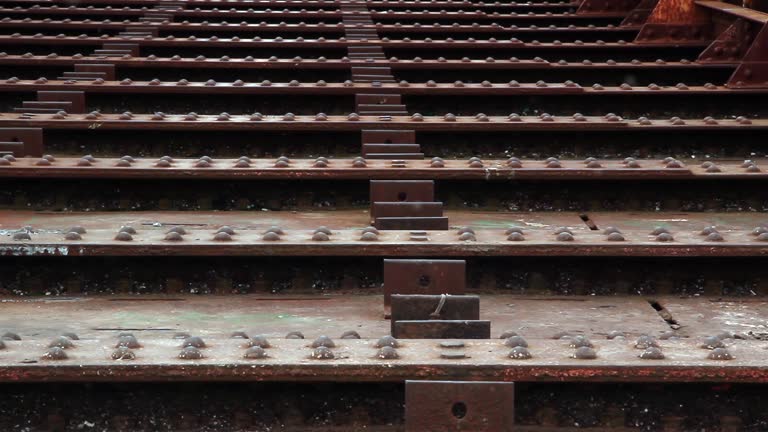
0;128;43;157
384;259;465;306
405;381;515;432
74;63;116;80
370;180;435;202
391;294;479;321
375;216;449;230
393;320;491;339
362;130;416;144
362;144;421;155
37;91;86;113
371;202;443;219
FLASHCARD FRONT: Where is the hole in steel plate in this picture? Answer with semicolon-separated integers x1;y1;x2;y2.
397;192;408;201
451;401;468;419
418;275;431;287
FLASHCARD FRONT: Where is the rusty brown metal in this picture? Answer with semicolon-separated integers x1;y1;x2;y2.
384;260;466;307
405;381;515;432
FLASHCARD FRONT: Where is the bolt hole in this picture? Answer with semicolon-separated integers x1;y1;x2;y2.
397;192;407;201
418;275;431;287
451;402;467;419
385;138;393;144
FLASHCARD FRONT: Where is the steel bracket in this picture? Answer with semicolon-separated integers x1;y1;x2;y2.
405;380;515;432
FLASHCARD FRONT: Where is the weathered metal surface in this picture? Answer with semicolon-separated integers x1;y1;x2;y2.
390;294;487;338
384;260;466;306
405;381;515;432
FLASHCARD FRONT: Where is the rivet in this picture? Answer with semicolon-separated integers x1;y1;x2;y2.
569;335;593;348
700;336;725;349
508;233;525;241
114;232;133;241
111;346;136;360
705;232;724;242
261;232;280;241
230;331;249;339
639;347;665;360
375;335;399;348
249;335;271;348
116;335;141;348
504;335;528;348
635;335;659;349
182;336;206;348
286;331;305;339
311;346;335;359
2;332;21;341
312;232;329;241
377;346;399;359
245;346;268;359
216;226;236;235
708;347;733;360
48;336;74;349
341;330;361;339
360;231;379;241
265;226;284;235
35;158;51;166
651;227;669;235
43;347;68;360
12;232;31;241
606;331;625;340
165;232;183;241
572;346;597;359
311;335;335;348
179;346;203;359
508;346;532;359
656;233;674;242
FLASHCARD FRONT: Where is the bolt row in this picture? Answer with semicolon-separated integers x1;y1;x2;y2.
9;224;768;242
1;331;737;362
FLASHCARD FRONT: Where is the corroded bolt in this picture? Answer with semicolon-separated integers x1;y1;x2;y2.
311;335;335;348
377;346;399;359
556;232;574;242
569;335;592;348
705;232;724;242
708;347;733;360
245;346;268;359
700;336;725;349
312;346;334;360
656;233;674;242
179;346;203;359
43;347;68;360
650;227;669;235
375;335;399;348
249;335;271;348
504;335;528;348
48;336;74;349
286;331;304;339
572;346;597;359
116;335;140;348
111;346;136;360
639;347;664;360
182;336;206;348
263;232;281;241
603;226;621;235
606;232;625;241
341;330;361;339
635;335;659;349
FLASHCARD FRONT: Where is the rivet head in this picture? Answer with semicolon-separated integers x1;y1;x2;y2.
67;225;86;234
249;335;271;348
572;346;597;359
286;331;305;339
2;332;21;341
700;336;725;349
508;346;532;359
705;232;724;242
245;346;268;359
48;336;74;349
656;233;674;242
751;226;768;236
556;232;574;242
116;335;141;348
311;335;335;348
312;232;329;241
43;347;68;360
639;347;665;360
230;331;248;339
182;336;206;348
377;346;399;359
165;232;183;241
62;332;79;340
111;347;136;360
586;160;602;168
651;227;669;235
217;226;236;235
114;232;133;241
213;232;232;241
262;232;280;241
375;335;399;348
265;226;284;235
340;330;360;340
12;232;31;241
179;346;203;359
311;346;334;360
606;232;625;241
507;232;525;241
635;335;659;349
708;347;733;360
569;335;593;348
504;335;528;348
